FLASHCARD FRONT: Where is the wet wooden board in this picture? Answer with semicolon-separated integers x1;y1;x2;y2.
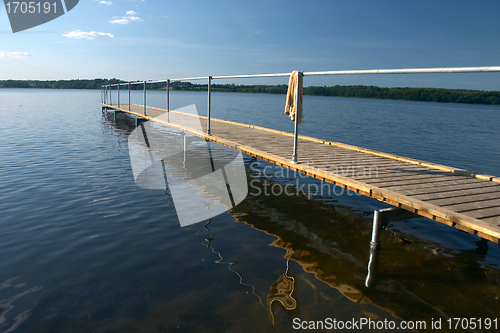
102;103;500;242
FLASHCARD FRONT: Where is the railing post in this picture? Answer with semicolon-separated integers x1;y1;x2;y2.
207;76;212;135
117;84;120;108
128;82;131;111
166;79;170;122
291;71;303;163
143;81;147;116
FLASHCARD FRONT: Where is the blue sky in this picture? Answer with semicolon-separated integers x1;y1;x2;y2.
1;0;500;90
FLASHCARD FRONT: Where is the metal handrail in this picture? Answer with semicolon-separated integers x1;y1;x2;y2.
102;66;500;88
304;66;500;76
101;65;500;163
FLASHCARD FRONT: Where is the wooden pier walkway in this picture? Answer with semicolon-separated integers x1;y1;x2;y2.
102;102;500;243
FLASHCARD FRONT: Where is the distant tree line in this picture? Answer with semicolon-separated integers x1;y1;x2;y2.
304;85;500;105
169;82;290;94
170;82;500;105
0;78;122;89
1;79;499;105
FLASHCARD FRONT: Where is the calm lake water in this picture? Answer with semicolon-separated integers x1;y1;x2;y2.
0;88;499;332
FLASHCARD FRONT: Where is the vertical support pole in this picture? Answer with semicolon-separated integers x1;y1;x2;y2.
128;82;131;111
207;76;212;135
104;86;107;104
365;209;382;287
117;84;120;108
291;71;303;163
143;81;147;116
166;79;170;123
370;210;382;250
110;85;112;105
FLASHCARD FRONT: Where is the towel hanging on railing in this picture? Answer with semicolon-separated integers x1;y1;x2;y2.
284;71;303;124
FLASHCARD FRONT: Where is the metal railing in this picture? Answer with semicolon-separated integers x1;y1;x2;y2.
101;66;500;163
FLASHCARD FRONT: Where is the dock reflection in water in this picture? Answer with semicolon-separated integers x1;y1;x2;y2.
267;259;298;325
234;159;500;329
105;110;500;332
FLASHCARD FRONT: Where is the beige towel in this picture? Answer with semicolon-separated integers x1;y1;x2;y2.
284;70;303;124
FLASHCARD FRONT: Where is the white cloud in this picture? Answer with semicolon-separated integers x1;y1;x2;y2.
99;1;112;4
111;11;143;24
0;51;32;59
62;30;114;40
110;18;128;24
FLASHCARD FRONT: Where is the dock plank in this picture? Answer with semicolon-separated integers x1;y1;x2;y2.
384;178;488;192
353;170;449;182
413;186;500;201
464;207;500;220
426;192;500;206
446;198;500;213
364;173;464;184
479;216;500;224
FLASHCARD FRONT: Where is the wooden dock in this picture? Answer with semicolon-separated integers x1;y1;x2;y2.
102;102;500;243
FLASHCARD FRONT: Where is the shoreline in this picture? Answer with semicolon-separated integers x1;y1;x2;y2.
2;80;500;105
